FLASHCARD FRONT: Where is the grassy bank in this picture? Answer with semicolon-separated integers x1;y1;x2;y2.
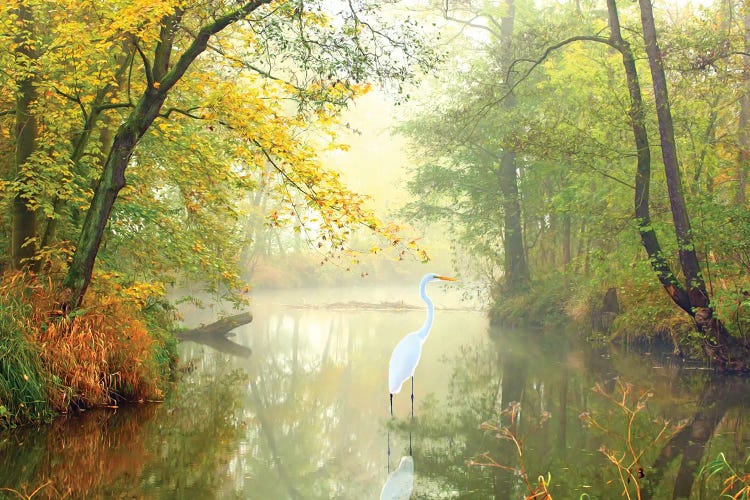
488;274;699;353
0;272;178;429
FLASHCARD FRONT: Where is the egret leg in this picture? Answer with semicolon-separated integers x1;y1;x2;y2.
390;393;393;417
387;430;391;473
411;376;414;419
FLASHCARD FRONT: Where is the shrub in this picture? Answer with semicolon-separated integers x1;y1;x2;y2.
0;271;177;423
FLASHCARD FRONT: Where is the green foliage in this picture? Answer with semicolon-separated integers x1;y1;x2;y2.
399;0;750;361
690;196;750;337
0;0;440;306
141;297;180;380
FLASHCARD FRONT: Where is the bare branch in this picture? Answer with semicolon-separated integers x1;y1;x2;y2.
53;86;88;122
133;40;154;89
158;106;204;120
444;13;501;40
507;35;614;91
195;31;299;89
462;35;614;140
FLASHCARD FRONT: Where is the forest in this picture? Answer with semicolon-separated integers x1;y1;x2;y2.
2;0;750;496
0;0;750;499
401;0;750;371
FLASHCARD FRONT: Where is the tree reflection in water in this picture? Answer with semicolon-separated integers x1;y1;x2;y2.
0;353;247;499
2;303;750;498
0;405;158;498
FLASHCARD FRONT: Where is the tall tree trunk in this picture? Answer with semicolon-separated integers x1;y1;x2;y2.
63;92;166;307
637;0;742;368
12;0;38;269
738;5;750;206
498;149;529;293
497;0;530;295
638;0;705;303
606;0;690;311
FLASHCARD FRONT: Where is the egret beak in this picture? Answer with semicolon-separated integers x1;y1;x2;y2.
436;275;458;281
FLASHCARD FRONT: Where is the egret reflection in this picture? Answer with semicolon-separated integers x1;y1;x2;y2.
381;455;414;500
384;424;414;499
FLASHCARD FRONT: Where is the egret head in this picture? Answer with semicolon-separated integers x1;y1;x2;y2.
424;273;457;283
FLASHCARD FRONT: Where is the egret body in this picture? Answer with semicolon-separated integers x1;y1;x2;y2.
388;273;456;416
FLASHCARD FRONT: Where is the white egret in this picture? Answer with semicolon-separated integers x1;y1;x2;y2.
389;273;457;417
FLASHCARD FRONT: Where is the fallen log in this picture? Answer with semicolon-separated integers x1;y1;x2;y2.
178;311;253;338
177;312;253;358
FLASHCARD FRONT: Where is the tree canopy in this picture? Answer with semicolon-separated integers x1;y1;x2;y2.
0;0;437;306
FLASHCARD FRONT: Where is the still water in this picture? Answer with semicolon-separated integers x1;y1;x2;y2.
1;285;749;499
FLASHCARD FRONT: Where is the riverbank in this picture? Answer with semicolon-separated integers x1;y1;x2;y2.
0;272;177;428
489;275;700;357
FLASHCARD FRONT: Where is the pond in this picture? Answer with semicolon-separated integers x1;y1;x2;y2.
1;284;749;499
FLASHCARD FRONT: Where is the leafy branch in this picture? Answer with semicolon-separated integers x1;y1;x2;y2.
469;402;553;500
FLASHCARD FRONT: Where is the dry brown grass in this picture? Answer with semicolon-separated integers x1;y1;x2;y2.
1;272;163;411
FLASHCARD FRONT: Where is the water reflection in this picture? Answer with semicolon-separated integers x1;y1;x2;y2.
179;329;252;358
383;409;414;499
381;455;414;500
0;288;749;498
0;354;247;499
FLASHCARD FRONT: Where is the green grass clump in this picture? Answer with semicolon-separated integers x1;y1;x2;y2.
0;271;180;426
0;290;55;428
489;278;568;329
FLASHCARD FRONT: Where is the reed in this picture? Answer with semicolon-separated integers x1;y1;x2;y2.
701;452;750;499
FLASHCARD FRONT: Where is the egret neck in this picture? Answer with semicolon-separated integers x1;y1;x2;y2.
417;274;435;342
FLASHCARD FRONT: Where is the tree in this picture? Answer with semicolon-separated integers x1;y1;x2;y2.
636;0;740;365
0;0;436;309
508;0;748;367
402;0;542;299
11;0;38;270
495;0;531;295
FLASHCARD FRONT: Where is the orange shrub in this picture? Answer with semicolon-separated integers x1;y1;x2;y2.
1;272;164;412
